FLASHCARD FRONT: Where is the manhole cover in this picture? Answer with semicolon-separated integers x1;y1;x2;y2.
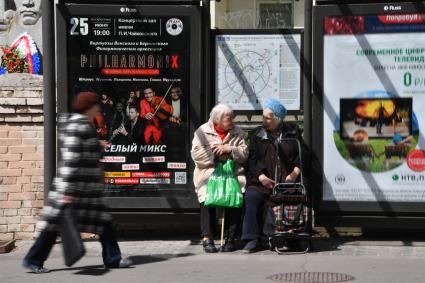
267;272;355;283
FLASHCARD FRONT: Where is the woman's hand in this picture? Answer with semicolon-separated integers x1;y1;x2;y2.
284;167;300;183
285;174;297;183
212;144;232;156
259;174;275;189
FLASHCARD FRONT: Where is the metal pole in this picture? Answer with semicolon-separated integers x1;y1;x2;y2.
303;0;312;148
42;0;56;202
202;0;211;121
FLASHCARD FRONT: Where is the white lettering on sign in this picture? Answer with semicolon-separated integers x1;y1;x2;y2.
133;172;170;178
143;156;165;163
167;162;187;169
114;178;139;185
139;178;171;184
100;156;126;163
122;164;140;170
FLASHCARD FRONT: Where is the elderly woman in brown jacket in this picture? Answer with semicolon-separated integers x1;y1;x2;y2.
191;104;248;253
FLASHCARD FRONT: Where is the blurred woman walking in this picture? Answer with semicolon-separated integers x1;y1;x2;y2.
23;91;132;273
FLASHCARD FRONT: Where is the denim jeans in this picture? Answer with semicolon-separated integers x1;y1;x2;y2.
241;186;266;241
24;221;122;267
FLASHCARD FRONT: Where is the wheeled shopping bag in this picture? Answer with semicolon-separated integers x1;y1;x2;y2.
267;138;311;254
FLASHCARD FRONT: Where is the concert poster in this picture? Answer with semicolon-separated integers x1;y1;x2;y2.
66;10;190;193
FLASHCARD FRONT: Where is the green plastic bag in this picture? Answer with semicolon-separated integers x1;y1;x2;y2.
204;159;243;208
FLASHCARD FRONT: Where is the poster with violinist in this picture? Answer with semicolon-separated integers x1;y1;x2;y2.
66;10;190;193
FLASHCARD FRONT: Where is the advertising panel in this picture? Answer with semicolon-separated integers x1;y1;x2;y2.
323;13;425;202
215;31;302;112
65;6;191;194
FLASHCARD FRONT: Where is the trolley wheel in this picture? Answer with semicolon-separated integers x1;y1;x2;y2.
271;237;289;254
275;244;290;254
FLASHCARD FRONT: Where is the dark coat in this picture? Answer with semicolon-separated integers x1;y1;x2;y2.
110;111;126;135
37;114;112;234
246;122;306;188
100;102;114;128
122;118;145;144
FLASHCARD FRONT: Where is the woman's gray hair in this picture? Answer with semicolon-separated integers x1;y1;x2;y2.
209;104;234;124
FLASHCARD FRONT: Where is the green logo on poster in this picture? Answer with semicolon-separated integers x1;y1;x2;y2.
392;174;399;181
404;72;412;87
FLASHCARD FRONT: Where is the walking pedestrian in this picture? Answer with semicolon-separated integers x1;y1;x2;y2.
23;91;132;273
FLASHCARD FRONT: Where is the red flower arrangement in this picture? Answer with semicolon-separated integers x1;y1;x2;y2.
1;46;29;73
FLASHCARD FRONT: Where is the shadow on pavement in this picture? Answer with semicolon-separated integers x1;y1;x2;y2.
308;228;425;253
129;253;194;264
46;253;195;276
308;238;348;253
46;264;109;275
74;267;111;276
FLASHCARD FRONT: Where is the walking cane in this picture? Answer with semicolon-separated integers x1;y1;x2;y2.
220;209;225;251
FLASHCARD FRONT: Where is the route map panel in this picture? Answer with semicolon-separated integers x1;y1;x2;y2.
215;33;301;111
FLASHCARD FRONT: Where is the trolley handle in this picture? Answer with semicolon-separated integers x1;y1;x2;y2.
272;182;306;196
276;137;304;184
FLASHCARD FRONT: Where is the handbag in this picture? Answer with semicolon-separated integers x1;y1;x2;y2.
59;205;85;267
204;159;243;208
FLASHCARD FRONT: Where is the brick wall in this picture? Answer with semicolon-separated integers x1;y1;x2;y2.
0;74;44;241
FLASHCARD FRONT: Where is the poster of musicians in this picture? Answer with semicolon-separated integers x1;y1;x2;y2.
98;84;186;146
65;12;191;191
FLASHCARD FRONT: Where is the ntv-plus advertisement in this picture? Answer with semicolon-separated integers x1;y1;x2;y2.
66;10;190;193
323;14;425;202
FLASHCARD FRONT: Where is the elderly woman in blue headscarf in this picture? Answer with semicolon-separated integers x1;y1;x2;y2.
241;99;303;253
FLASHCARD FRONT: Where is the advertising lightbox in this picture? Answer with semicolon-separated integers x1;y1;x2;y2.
313;3;425;215
55;3;202;202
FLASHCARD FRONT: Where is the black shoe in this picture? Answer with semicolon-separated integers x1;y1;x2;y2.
242;239;259;253
202;239;218;253
221;240;236;252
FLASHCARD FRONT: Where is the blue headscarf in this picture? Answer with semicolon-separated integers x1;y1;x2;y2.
263;99;287;119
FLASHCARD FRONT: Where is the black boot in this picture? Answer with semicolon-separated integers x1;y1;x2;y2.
202;239;218;253
221;239;236;252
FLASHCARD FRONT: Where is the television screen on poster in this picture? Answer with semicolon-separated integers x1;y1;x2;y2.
339;98;412;140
